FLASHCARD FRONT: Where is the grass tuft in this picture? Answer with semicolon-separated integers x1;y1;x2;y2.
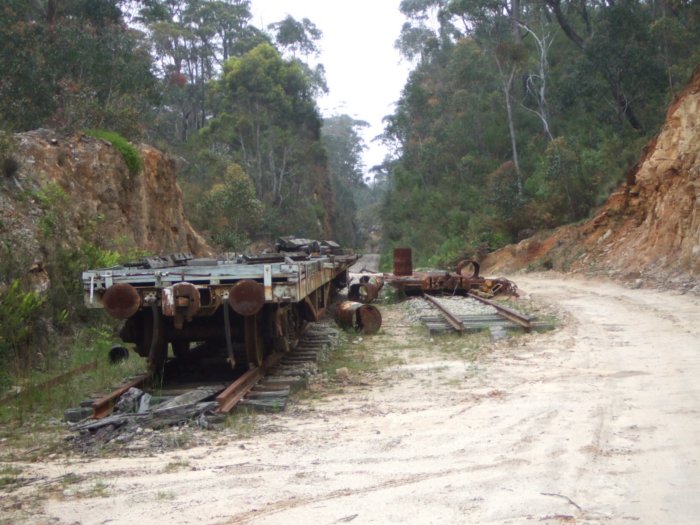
0;325;147;457
85;129;142;175
223;410;257;437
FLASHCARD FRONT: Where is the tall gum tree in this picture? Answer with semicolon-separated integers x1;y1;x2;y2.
203;43;334;238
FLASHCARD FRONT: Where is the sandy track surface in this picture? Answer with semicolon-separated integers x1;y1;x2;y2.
4;273;700;524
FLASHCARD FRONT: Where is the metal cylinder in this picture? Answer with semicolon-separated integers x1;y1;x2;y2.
333;301;382;335
393;248;413;276
102;283;142;319
108;345;130;364
456;259;480;278
229;280;265;316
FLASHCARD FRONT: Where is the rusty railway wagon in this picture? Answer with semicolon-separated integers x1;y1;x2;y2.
82;251;358;372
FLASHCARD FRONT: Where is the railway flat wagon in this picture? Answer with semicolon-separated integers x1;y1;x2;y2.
82;250;357;372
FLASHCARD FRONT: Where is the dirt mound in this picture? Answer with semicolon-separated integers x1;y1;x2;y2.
0;129;210;266
482;68;700;292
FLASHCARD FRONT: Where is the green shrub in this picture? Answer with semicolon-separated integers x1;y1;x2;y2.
85;129;142;175
0;280;45;384
0;130;18;178
196;163;263;251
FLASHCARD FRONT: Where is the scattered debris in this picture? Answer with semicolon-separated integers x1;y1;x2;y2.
67;322;342;452
385;248;519;297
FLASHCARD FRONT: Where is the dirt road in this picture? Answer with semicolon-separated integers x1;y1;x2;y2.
5;273;700;524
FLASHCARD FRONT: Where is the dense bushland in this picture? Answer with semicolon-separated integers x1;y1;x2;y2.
0;0;369;250
380;0;700;267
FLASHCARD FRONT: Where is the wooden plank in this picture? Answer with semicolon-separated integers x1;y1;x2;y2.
423;295;465;334
260;376;308;392
467;292;532;329
216;368;262;413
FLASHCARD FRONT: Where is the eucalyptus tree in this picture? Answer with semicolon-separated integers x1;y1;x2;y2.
138;0;264;143
201;43;332;238
267;15;328;98
268;15;322;59
321;115;369;246
384;0;700;268
543;0;649;131
0;0;157;135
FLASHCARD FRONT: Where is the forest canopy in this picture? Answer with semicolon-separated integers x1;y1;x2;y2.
0;0;366;249
1;0;698;262
380;0;700;266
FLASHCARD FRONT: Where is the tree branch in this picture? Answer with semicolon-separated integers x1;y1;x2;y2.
544;0;584;49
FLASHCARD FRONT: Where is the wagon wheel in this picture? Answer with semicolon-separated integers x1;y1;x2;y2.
222;303;252;370
268;305;290;353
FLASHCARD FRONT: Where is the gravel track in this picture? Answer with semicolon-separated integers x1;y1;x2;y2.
3;272;699;524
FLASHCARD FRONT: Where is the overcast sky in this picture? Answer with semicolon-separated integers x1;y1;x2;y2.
249;1;412;174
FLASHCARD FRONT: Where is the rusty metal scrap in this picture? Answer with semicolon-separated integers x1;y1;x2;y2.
102;283;142;319
348;275;384;304
162;282;201;330
83;239;358;373
384;249;518;297
332;301;382;334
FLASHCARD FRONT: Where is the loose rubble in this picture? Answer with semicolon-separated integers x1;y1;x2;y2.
66;321;342;455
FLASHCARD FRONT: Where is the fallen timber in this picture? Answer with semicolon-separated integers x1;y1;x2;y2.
0;361;98;405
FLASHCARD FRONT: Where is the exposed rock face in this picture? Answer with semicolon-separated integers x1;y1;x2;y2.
0;129;210;268
482;68;700;289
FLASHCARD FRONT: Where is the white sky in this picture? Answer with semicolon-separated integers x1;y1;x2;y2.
250;1;412;174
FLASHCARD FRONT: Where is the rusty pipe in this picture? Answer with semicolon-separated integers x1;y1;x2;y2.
162;282;201;330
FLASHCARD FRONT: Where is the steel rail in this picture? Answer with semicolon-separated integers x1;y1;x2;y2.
216;352;284;413
0;361;100;404
92;373;152;419
423;294;465;334
467;292;532;330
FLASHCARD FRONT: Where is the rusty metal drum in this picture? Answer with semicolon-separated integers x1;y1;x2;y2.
393;248;413;276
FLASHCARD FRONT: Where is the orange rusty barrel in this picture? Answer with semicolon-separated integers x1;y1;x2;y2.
333;301;382;335
393;248;413;276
